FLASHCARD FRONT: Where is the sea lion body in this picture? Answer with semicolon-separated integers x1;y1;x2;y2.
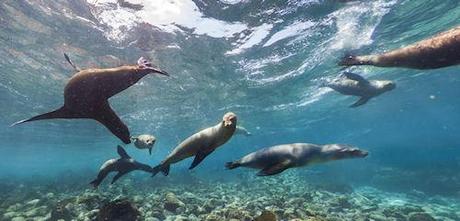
90;146;153;188
226;143;368;176
340;26;460;69
326;72;395;107
11;55;168;144
152;112;237;176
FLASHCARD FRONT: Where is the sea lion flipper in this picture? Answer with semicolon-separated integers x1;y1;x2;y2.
189;149;215;170
11;107;74;127
350;97;370;108
94;103;131;144
152;164;170;177
111;172;126;184
343;72;369;85
117;145;130;159
257;160;292;176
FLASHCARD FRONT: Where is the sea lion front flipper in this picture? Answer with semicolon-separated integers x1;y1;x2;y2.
117;145;130;159
350;97;370;108
257;160;292;176
342;72;369;85
189;149;215;170
94;103;131;144
111;172;126;184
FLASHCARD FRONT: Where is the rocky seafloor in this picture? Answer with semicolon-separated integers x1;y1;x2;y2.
0;171;459;221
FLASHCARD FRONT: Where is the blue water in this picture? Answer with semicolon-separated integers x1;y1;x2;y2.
1;0;460;220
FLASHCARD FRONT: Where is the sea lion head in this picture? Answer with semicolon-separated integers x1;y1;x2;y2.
376;80;396;92
324;144;368;160
222;112;237;127
137;57;169;76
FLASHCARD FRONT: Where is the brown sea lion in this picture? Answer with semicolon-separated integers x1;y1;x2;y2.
226;143;368;176
90;145;153;188
152;112;237;176
11;54;169;144
340;26;460;69
324;72;395;107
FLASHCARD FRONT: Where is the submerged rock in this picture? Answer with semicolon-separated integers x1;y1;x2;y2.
50;202;73;221
255;210;277;221
97;199;140;221
163;192;185;213
408;212;436;221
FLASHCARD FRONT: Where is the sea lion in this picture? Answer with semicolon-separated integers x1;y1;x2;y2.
90;145;153;188
11;54;168;144
131;134;156;155
152;112;237;176
225;143;368;176
324;72;395;107
339;26;460;69
235;126;252;136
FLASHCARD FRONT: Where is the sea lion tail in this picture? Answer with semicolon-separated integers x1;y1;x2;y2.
225;161;241;170
10;107;69;127
64;53;80;71
151;164;170;177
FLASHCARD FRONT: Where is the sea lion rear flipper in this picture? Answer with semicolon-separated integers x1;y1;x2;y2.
342;72;369;85
111;172;126;184
350;97;370;108
189;149;215;170
257;160;292;176
11;107;74;127
94;103;131;144
117;145;130;159
152;164;170;177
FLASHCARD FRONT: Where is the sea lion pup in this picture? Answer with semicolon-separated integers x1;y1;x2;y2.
235;126;252;136
340;26;460;69
90;145;153;188
225;143;368;176
152;112;237;176
131;134;156;155
11;54;169;144
325;72;395;107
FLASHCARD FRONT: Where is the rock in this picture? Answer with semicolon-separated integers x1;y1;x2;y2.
255;210;277;221
164;192;185;213
97;199;140;221
50;202;73;221
11;217;26;221
408;212;436;221
26;199;41;207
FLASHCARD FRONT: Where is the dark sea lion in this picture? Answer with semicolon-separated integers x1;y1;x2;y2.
226;143;368;176
340;26;460;69
131;134;156;155
90;145;153;188
152;112;237;176
11;54;169;144
325;72;395;107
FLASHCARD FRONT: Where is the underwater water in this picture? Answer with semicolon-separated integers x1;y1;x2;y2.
1;0;460;220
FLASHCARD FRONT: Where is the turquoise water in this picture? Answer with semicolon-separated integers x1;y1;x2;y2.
1;0;460;220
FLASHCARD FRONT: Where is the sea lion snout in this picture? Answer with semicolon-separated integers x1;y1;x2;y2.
340;147;369;158
223;112;237;126
137;57;169;76
383;81;396;91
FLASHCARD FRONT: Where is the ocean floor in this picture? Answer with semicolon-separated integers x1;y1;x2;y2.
1;171;459;221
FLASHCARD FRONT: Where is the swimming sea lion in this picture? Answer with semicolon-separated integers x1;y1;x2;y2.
90;145;153;188
131;134;156;155
325;72;395;107
339;26;460;69
235;126;252;136
11;54;169;144
225;143;368;176
152;112;237;176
